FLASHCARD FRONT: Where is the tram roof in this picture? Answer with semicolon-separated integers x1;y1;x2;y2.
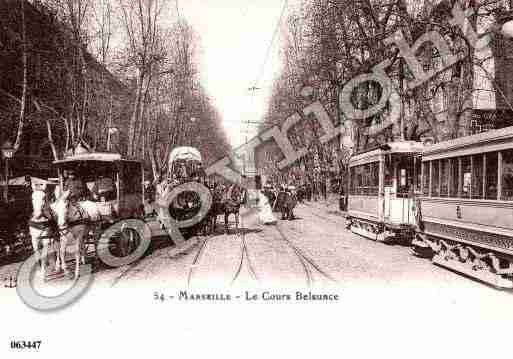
422;125;513;161
53;152;141;165
350;141;423;166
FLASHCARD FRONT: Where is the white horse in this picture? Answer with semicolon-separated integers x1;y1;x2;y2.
52;190;103;279
29;188;57;279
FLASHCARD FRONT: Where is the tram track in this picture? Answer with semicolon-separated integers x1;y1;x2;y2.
111;208;337;288
231;210;260;285
186;213;261;287
254;230;312;286
231;232;260;285
187;236;210;288
111;235;203;287
271;224;338;285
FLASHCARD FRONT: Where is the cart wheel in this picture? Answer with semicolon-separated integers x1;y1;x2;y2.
115;227;142;258
120;228;142;257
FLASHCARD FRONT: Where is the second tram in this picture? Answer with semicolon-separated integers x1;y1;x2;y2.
346;141;424;242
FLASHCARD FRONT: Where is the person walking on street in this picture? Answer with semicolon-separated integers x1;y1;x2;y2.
338;180;346;211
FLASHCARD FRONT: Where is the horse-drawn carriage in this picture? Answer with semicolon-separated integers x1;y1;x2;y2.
164;146;205;223
30;151;146;279
157;146;246;235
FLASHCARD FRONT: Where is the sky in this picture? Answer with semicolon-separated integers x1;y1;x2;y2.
177;0;292;148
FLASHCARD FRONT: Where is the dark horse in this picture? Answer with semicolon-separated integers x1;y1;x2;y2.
208;183;246;234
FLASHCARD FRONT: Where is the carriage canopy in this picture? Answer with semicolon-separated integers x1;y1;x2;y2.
52;152;144;218
168;147;202;164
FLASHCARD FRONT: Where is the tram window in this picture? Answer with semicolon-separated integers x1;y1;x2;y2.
400;168;407;187
440;159;449;197
359;165;365;195
384;157;393;187
352;167;357;195
431;160;439;197
364;164;371;195
354;165;363;195
370;162;379;195
422;162;429;196
501;150;513;201
461;156;471;198
472;155;483;199
349;168;353;194
351;163;379;196
485;152;498;200
415;158;422;193
450;158;459;197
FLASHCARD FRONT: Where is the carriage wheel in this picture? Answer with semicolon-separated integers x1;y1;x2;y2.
115;227;142;258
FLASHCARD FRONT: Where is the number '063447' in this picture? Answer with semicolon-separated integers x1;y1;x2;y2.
10;340;41;350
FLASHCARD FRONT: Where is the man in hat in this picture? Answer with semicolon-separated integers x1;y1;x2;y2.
63;169;85;203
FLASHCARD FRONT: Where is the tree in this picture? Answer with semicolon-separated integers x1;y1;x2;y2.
116;0;169;157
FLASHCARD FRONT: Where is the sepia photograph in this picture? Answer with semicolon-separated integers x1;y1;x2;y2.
1;0;513;358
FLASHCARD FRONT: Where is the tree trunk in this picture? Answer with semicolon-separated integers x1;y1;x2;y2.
148;146;158;181
128;70;145;156
46;120;59;161
13;0;28;153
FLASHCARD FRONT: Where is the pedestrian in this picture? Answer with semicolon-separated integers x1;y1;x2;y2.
320;177;327;201
256;190;277;225
338;180;346;212
306;182;312;202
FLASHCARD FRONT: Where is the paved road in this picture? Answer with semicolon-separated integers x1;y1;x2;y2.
2;199;512;298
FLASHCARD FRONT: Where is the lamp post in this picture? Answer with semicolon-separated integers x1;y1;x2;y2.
2;141;15;202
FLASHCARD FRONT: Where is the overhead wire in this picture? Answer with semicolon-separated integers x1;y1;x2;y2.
244;0;289;144
252;0;289;90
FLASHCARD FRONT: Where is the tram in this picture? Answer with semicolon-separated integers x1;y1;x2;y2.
346;141;424;242
413;126;513;288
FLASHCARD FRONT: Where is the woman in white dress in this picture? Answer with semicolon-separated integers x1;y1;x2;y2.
257;190;277;225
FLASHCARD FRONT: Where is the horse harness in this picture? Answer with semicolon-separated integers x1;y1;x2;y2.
28;198;57;240
60;200;90;234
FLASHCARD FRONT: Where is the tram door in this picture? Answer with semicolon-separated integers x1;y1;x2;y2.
383;154;416;226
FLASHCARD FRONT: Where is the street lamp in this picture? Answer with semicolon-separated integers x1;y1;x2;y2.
2;141;15;202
